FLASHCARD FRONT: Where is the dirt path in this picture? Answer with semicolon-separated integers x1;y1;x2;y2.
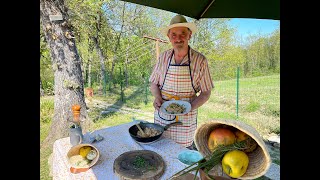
87;99;154;122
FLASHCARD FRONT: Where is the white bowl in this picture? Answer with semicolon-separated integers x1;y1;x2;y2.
160;100;191;115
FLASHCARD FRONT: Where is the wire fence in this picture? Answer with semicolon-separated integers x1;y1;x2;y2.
98;59;280;137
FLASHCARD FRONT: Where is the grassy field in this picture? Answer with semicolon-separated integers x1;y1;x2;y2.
40;74;280;180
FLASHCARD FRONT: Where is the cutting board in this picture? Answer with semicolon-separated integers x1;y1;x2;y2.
113;150;165;180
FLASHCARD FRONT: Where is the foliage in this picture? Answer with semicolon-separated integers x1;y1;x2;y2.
41;0;280;95
242;32;280;78
40;30;54;95
40;96;54;124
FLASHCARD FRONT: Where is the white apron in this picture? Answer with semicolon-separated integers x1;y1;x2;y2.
154;47;197;147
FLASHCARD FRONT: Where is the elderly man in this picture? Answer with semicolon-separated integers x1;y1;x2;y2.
149;14;214;149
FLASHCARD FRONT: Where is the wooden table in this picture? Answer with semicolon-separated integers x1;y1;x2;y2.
51;121;200;180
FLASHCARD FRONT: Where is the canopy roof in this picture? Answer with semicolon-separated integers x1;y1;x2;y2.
120;0;280;20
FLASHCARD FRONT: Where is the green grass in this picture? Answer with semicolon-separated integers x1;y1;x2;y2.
40;147;53;180
40;74;280;180
40;96;54;180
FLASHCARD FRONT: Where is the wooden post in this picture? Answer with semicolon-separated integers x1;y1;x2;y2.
156;40;159;60
143;35;168;61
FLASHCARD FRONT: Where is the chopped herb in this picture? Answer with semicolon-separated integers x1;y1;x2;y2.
133;156;146;168
132;156;157;171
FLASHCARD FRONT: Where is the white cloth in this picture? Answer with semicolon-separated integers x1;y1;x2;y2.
52;121;199;180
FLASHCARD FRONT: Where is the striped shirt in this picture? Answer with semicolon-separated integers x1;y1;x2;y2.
149;47;214;93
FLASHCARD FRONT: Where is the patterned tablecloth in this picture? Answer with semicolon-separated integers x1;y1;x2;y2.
52;121;198;180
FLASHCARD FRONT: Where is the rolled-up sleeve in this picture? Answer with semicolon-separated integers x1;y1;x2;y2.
149;61;160;85
199;58;214;92
149;50;170;86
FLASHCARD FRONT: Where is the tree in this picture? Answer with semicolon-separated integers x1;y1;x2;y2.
40;0;92;148
40;76;45;97
67;0;114;94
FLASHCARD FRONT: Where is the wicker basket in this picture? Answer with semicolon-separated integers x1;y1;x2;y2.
67;143;100;169
194;119;271;180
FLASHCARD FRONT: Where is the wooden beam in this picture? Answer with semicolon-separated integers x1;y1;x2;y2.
143;35;169;61
143;35;168;43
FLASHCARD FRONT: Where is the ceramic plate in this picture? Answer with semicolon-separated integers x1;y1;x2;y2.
178;150;203;166
159;100;191;115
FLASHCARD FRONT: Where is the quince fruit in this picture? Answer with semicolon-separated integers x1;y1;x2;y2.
222;150;249;178
79;146;92;158
235;130;257;153
207;128;235;152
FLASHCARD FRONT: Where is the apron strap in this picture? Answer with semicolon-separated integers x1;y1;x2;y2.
160;46;197;93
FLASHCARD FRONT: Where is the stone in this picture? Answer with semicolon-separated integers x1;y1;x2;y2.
264;163;280;180
267;135;280;144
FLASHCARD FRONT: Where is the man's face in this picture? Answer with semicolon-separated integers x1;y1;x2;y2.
167;27;192;50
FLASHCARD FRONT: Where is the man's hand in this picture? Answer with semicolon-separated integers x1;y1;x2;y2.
190;90;211;111
150;83;163;110
153;97;163;110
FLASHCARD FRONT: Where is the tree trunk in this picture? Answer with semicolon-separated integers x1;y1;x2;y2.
110;2;126;90
40;52;45;97
110;56;116;89
40;76;45;97
92;36;107;95
125;49;129;88
88;58;92;87
40;0;92;148
85;39;94;88
78;53;86;86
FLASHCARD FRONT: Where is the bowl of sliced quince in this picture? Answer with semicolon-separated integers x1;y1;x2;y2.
67;144;100;169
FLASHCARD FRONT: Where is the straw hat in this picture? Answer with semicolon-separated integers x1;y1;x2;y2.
160;14;197;37
194;119;271;179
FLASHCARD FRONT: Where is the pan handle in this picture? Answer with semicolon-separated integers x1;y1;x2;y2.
163;121;182;130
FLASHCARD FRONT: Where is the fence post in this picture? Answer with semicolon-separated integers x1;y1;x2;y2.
236;66;240;119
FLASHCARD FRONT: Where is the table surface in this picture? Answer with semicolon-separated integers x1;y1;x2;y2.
52;121;199;180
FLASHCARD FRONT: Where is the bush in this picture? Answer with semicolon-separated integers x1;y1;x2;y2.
40;97;54;123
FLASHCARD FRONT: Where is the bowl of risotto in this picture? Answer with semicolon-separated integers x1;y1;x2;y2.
67;143;100;169
160;100;191;115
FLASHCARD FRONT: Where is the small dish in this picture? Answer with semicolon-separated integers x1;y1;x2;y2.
178;150;203;166
67;144;100;169
160;100;191;115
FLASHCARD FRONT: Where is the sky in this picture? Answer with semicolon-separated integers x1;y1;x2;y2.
229;18;280;39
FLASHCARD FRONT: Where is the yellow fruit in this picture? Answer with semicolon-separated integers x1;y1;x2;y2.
222;150;249;178
207;128;235;152
79;146;92;158
235;130;257;153
235;130;249;141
